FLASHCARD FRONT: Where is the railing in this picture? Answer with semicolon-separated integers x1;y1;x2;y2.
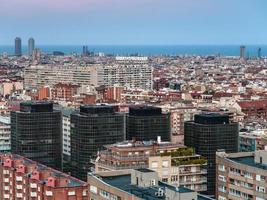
95;161;148;170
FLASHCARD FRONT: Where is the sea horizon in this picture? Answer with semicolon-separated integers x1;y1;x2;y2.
0;44;266;57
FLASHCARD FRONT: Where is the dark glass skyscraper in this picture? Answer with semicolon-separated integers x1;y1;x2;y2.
11;102;62;170
70;105;125;180
126;106;171;141
28;37;35;56
184;112;238;196
15;37;22;56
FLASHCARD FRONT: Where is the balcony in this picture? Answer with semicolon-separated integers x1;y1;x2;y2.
94;159;148;170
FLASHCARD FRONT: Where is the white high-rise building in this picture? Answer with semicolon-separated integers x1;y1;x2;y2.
24;65;103;90
102;56;153;90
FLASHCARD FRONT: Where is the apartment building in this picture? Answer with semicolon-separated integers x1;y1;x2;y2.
102;56;152;90
24;65;103;90
148;147;207;192
88;169;214;200
216;150;267;200
93;139;182;173
0;116;11;152
239;130;267;152
0;153;88;200
161;104;198;144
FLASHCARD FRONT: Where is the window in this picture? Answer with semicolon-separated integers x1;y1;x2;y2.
162;160;169;168
90;185;97;194
218;196;226;200
256;186;265;193
218;164;225;172
162;178;168;182
218;185;226;193
218;175;226;182
151;161;158;168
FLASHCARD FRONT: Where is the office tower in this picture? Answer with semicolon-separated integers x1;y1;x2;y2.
102;56;153;90
24;65;103;90
258;47;262;59
184;113;238;195
216;150;267;200
240;45;246;59
82;45;89;56
0;153;88;200
28;37;35;56
11;102;62;170
70;105;125;180
14;37;22;56
126;106;171;141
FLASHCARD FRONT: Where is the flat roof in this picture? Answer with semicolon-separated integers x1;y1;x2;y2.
229;156;267;170
100;174;213;200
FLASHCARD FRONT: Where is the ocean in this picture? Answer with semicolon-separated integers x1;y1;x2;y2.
0;45;266;57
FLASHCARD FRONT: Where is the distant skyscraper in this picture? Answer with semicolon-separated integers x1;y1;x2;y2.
14;37;22;56
11;101;62;170
70;105;125;180
82;45;89;56
240;45;246;59
28;37;35;56
184;113;238;195
258;47;262;59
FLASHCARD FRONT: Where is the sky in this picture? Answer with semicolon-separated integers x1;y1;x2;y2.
0;0;267;45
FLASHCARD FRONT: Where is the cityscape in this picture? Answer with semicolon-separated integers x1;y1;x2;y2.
1;1;267;200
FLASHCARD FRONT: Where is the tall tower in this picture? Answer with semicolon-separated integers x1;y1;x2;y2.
240;45;246;59
258;47;262;59
11;101;62;170
184;112;238;195
15;37;22;56
70;105;125;180
28;37;35;56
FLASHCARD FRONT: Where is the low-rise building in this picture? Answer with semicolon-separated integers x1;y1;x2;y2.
88;169;214;200
93;139;183;173
216;150;267;200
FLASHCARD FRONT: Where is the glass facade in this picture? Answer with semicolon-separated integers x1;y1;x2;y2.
11;102;62;170
126;106;171;141
184;113;238;195
70;105;125;181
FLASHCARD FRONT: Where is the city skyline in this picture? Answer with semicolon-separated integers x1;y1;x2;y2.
0;0;267;45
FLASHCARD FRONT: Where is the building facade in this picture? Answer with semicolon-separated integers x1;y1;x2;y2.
148;147;207;192
88;169;213;200
161;105;198;144
28;37;35;56
93;139;183;173
0;116;11;152
102;56;152;90
216;150;267;200
70;105;125;181
15;37;22;57
184;112;239;195
11;102;62;170
0;153;88;200
24;65;103;90
127;106;171;141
